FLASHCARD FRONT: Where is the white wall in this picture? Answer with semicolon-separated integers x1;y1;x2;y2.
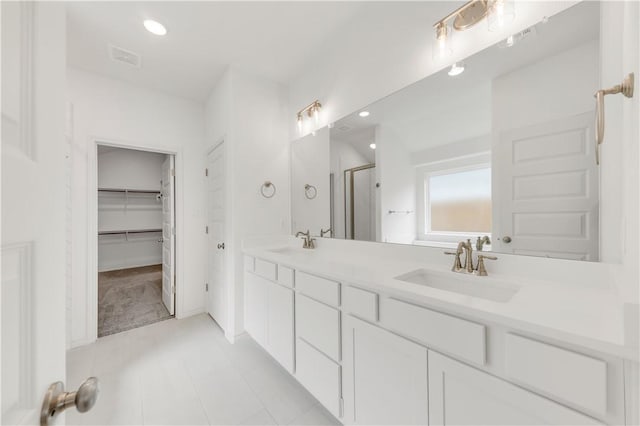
376;125;416;244
97;148;166;271
67;68;206;347
205;67;290;341
292;128;330;234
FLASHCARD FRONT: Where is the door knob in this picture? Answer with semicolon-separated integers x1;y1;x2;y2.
217;242;225;249
501;236;512;244
40;377;100;426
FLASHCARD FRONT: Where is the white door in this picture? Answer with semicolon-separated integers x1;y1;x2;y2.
494;112;599;260
427;351;602;425
161;156;175;315
206;143;226;330
342;316;428;425
1;2;71;425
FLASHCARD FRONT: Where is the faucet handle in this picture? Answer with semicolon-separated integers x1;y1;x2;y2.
444;251;463;272
475;255;498;276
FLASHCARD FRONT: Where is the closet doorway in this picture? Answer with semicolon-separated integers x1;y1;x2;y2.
96;145;176;337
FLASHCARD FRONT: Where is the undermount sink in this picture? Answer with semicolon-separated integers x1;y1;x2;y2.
267;246;309;255
394;269;519;303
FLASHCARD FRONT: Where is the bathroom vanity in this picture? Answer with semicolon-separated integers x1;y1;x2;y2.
242;237;636;425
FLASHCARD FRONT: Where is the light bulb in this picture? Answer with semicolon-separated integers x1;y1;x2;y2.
297;114;303;134
369;143;376;150
488;0;515;32
313;106;320;127
359;111;370;118
432;22;453;61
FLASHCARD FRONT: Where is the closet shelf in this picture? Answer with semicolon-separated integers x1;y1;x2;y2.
98;188;161;195
98;229;162;236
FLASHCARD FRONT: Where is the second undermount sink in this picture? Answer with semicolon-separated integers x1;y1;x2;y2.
267;246;310;256
394;269;519;303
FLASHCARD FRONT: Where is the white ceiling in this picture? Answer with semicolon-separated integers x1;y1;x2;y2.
66;2;364;101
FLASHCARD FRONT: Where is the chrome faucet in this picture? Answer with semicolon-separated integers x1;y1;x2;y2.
295;230;316;249
445;239;497;276
476;236;491;251
320;228;332;238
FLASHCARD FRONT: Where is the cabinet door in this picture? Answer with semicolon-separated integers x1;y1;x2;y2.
244;272;267;347
266;281;294;372
428;350;603;425
343;316;428;425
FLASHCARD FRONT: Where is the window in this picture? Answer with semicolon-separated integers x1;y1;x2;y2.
424;166;492;237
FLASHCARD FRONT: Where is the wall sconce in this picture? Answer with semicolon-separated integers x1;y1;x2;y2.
297;100;322;135
433;0;515;61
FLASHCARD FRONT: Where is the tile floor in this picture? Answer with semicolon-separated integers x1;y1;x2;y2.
66;314;340;426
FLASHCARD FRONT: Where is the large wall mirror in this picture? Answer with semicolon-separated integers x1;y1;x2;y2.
292;2;603;261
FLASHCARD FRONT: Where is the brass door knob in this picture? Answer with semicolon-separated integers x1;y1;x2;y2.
41;377;100;425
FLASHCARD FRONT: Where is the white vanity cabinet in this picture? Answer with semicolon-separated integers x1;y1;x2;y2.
294;271;343;419
243;260;294;372
342;316;428;425
427;350;603;425
243;255;624;426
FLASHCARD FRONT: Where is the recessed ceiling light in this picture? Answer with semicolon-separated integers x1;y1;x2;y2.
448;62;465;76
143;19;167;36
359;111;370;118
369;143;376;150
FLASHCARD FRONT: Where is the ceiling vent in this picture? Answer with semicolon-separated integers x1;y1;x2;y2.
108;44;141;68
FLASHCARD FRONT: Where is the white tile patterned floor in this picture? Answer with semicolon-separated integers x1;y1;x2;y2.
66;314;340;426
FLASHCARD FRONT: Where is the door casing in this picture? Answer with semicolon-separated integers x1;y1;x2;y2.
87;138;183;343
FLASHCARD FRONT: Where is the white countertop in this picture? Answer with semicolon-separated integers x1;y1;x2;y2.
243;241;639;361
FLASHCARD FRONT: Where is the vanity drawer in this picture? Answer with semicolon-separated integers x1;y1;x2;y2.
296;337;341;418
296;271;340;306
343;285;378;322
505;333;607;415
244;256;255;272
277;265;295;288
296;294;341;361
254;258;276;281
380;298;485;365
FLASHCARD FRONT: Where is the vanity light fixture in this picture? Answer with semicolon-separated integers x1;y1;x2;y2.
296;100;322;135
143;19;168;36
433;0;515;60
359;111;370;118
369;143;376;150
448;62;465;76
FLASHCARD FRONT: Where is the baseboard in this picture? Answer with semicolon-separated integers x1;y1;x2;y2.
98;261;162;272
177;307;205;320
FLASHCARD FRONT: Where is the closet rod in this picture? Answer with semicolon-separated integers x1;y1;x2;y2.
98;229;162;236
98;188;160;194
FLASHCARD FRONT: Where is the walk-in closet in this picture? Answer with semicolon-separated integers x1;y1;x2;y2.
97;146;175;337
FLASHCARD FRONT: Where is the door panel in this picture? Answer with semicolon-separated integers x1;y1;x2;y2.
428;351;602;425
161;156;175;315
495;112;599;260
1;3;67;424
207;143;226;329
342;316;428;425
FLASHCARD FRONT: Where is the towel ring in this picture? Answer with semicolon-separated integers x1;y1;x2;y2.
304;184;317;200
261;181;276;198
594;72;634;165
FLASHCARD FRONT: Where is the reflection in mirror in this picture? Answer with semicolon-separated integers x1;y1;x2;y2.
292;2;602;261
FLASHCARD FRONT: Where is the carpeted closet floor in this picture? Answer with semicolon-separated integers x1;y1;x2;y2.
98;265;172;337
